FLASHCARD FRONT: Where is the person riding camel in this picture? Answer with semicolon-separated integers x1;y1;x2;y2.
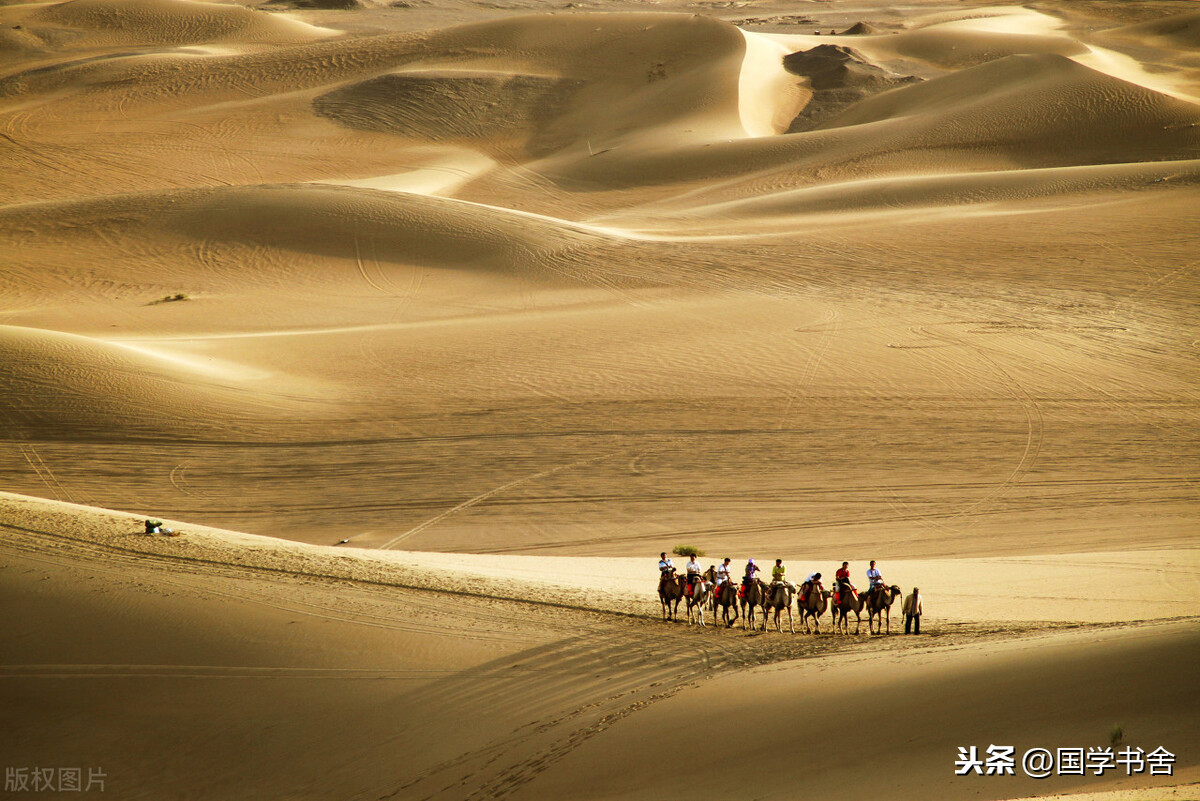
659;552;676;579
835;561;855;604
801;571;822;604
866;560;884;599
685;555;703;596
772;559;796;592
715;557;732;590
740;558;760;599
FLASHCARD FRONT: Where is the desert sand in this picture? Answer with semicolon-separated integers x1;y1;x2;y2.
1;0;1198;797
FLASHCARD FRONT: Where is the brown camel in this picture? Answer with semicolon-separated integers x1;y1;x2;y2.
740;578;768;631
797;584;830;634
704;567;740;627
831;585;865;635
762;581;796;634
659;573;684;621
863;584;903;634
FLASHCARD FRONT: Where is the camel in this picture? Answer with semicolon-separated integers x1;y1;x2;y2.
685;575;712;627
863;584;903;634
705;567;739;627
659;572;684;621
831;584;865;635
739;578;768;631
761;581;796;634
797;584;830;634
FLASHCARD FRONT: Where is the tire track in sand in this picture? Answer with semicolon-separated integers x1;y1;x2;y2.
376;452;620;551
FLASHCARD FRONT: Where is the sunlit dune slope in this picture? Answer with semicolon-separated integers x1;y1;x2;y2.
0;325;326;440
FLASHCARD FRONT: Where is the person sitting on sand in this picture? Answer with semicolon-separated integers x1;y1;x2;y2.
743;558;760;586
658;552;675;578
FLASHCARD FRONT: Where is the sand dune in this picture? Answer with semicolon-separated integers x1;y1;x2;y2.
522;622;1200;800
618;160;1200;229
315;69;587;157
27;0;335;46
0;183;611;292
0;324;331;440
2;491;1197;799
823;53;1200;140
858;5;1090;69
1109;11;1200;50
3;0;1198;797
421;12;748;144
553;52;1200;195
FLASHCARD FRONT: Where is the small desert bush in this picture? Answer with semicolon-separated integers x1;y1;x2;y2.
672;544;705;558
1109;724;1124;747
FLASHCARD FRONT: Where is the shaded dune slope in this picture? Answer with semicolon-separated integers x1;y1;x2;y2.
782;44;920;133
1108;11;1200;50
314;13;749;157
314;70;586;158
519;624;1200;800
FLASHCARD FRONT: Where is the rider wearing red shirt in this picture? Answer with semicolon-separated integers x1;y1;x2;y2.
834;561;855;603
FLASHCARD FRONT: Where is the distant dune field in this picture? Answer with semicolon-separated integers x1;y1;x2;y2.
1;0;1197;797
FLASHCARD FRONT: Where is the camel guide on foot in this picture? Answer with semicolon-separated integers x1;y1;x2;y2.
904;587;923;634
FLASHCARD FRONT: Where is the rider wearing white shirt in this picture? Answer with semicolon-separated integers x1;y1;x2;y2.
866;560;883;590
801;571;822;602
686;561;700;597
715;558;732;587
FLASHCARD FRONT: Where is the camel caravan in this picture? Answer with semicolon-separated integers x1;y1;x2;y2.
658;553;920;635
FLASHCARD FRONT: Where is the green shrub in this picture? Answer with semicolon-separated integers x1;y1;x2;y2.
672;544;705;558
1109;725;1124;747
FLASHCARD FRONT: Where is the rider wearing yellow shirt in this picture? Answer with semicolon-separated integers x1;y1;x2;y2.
771;559;796;591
